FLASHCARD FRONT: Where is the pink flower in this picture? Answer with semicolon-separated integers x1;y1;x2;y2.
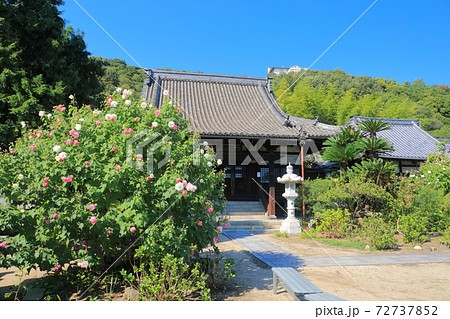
78;260;89;269
122;130;129;134
208;208;213;213
90;216;97;224
45;220;50;224
66;139;72;145
53;265;61;271
182;190;188;195
0;242;7;248
176;177;182;183
73;140;79;146
114;165;121;171
95;120;100;125
84;161;90;165
130;227;136;233
154;110;161;116
69;129;79;138
61;175;73;182
216;226;223;233
29;146;36;150
88;204;96;211
106;230;112;235
190;251;195;256
43;177;49;182
198;221;203;226
134;117;140;121
49;132;54;137
172;125;178;130
53;214;58;219
112;147;117;151
182;180;187;187
127;128;134;134
146;176;152;181
136;154;143;159
224;223;228;227
213;237;219;243
56;118;62;125
42;183;49;188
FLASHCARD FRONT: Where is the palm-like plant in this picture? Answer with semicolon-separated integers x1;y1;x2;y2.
357;118;392;138
351;158;397;186
356;136;394;159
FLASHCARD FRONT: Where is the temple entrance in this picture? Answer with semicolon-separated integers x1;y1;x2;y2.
224;164;259;200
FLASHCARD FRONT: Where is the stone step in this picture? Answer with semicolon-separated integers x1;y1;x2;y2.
225;219;282;231
226;201;265;214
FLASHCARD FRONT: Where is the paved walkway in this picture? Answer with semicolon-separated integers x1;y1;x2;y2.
223;230;450;268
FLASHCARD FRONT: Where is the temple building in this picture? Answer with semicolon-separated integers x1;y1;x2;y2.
142;69;339;216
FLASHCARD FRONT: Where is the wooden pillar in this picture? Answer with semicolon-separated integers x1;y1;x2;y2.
267;145;276;218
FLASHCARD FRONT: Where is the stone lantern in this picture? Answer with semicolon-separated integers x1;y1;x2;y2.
277;163;303;235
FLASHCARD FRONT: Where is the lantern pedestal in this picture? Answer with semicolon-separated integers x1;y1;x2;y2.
277;164;303;236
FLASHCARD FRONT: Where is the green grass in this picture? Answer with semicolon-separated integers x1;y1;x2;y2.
298;230;368;250
274;231;289;238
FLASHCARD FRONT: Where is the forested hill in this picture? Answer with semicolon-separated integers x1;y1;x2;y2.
270;69;450;139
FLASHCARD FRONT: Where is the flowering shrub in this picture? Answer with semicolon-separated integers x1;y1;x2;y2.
357;216;398;250
315;208;351;238
0;89;226;273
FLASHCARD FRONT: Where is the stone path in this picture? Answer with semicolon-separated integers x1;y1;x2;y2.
223;230;450;268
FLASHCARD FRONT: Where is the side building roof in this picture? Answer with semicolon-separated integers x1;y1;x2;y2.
349;116;444;161
142;69;339;139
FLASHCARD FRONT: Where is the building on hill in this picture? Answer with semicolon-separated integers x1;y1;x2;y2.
267;65;307;75
142;69;339;216
349;116;449;173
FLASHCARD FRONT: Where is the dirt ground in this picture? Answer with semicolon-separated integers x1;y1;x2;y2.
1;233;449;301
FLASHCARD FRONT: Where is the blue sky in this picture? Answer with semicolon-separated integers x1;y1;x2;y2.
60;0;450;85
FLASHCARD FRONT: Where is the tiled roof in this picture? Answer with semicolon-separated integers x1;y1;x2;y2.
349;116;441;160
142;70;339;139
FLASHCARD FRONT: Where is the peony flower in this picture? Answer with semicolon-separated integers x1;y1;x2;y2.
154;110;161;116
130;227;136;233
53;214;58;219
168;121;175;128
0;241;7;247
18;174;24;180
47;113;52;118
140;102;147;109
198;221;203;226
111;101;118;107
176;177;182;183
56;118;62;125
66;139;72;145
172;125;178;130
186;183;197;192
125;100;132;106
182;190;188;195
88;204;96;211
69;129;79;138
217;159;223;165
42;183;49;188
69;94;74;100
213;237;219;243
175;182;184;191
21;121;26;128
114;165;121;171
207;161;212;167
106;230;112;235
151;121;158;128
146;174;154;180
90;216;97;224
75;124;82;131
73;140;79;146
216;226;223;233
112;147;117;151
78;261;89;268
12;183;19;189
208;208;213;213
224;223;228;227
116;87;122;93
163;90;169;96
136;154;143;159
53;145;62;153
39;111;46;117
29;146;36;150
53;265;61;271
134;117;140;121
61;175;73;182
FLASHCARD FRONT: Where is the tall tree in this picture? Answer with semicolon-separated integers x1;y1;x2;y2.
0;0;103;148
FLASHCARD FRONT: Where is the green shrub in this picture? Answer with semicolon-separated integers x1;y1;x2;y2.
0;89;226;274
399;213;429;244
295;178;333;217
315;208;351;238
357;217;398;250
197;255;235;291
121;254;210;301
274;231;289;238
438;228;450;246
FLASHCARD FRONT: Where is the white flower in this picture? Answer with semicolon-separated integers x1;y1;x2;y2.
59;152;67;159
75;124;82;131
168;101;173;105
12;183;19;189
186;183;197;192
116;87;122;93
125;100;132;106
175;182;184;191
69;94;74;100
47;113;52;118
203;141;208;146
39;111;46;117
204;145;210;150
111;101;118;107
77;260;89;268
207;161;213;167
149;173;154;179
18;174;24;180
428;170;432;174
123;89;132;96
152;121;158;128
168;121;175;128
53;145;62;153
141;102;148;109
21;121;26;128
200;149;205;154
93;110;102;115
163;89;169;96
410;175;415;178
79;118;85;121
105;114;117;121
200;179;204;183
217;159;223;165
